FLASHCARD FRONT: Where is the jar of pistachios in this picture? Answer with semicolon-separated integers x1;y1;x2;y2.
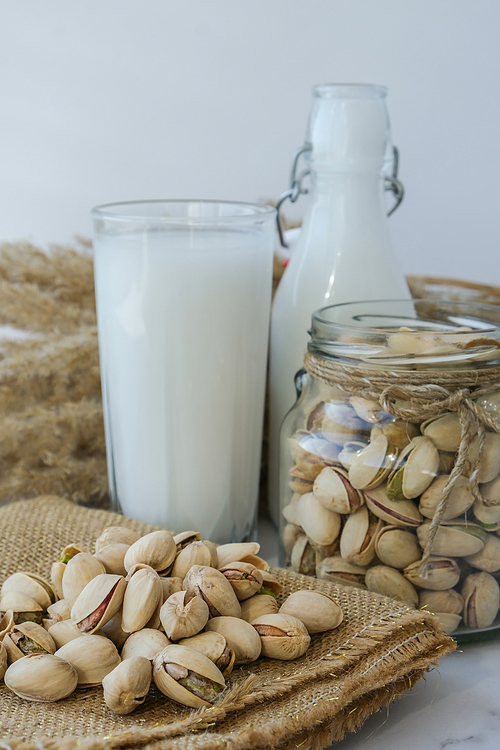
279;300;500;639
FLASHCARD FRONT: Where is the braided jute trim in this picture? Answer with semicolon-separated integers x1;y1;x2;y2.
304;351;500;577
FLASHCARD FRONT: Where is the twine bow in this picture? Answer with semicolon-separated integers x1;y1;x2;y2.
303;351;500;579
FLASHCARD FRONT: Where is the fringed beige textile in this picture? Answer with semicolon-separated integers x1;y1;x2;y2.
0;497;455;750
304;350;500;575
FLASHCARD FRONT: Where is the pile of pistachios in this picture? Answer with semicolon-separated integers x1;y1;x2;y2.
0;528;344;713
282;384;500;635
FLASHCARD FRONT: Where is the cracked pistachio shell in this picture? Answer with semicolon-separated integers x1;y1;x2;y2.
71;574;126;634
3;622;56;663
99;612;129;649
464;533;500;573
252;613;310;660
1;573;55;611
173;530;202;552
321;401;369;442
418;589;464;616
121;628;171;661
95;526;140;553
47;620;85;649
403;556;461;590
374;526;421;570
0;610;14;640
289;430;340;469
62;552;106;608
371;420;420;451
121;565;162;633
365;565;419;608
4;653;78;702
216;542;260;569
0;591;43;617
340;505;382;567
102;656;152;715
348;435;398;490
0;642;6;681
316;556;367;589
432;612;462;634
178;631;235;678
288;466;313;495
260;571;282;598
205;616;262;665
160;590;209;641
290;536;317;576
171;541;218;580
419;475;474;520
153;644;225;708
279;591;343;634
94;544;129;577
337;440;368;471
388;436;439;500
47;600;71;621
422;413;463;452
55;634;120;686
473;496;500;530
296;492;341;547
160;577;183;603
282;495;302;525
462;571;500;629
183;565;241;618
313;467;364;515
124;530;177;576
282;524;305;557
240;595;279;623
365;486;422;527
467;432;500;484
416;520;486;557
51;562;65;600
349;396;385;423
219;561;264;601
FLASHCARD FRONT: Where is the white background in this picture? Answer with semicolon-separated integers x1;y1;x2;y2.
1;0;499;285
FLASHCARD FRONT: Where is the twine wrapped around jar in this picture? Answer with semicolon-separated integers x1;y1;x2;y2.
304;350;500;577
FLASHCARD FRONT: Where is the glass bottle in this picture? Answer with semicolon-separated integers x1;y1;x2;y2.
268;84;411;526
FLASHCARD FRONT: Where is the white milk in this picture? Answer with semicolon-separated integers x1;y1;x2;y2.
94;227;272;543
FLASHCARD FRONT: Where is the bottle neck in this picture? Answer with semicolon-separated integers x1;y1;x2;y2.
306;169;387;215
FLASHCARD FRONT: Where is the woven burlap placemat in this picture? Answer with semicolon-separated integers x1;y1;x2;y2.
0;496;455;750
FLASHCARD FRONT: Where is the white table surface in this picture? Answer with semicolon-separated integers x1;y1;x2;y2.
257;516;500;750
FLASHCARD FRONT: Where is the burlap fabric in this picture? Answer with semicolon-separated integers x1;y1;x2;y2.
0;496;455;750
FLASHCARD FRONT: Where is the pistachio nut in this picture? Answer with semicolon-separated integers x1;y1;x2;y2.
313;466;364;515
282;524;305;557
219;561;264;601
464;533;500;573
289;430;340;468
316;556;367;589
160;576;184;603
421;413;463;452
240;594;279;623
216;542;260;569
0;641;6;681
4;653;78;702
468;432;500;484
3;622;56;663
121;628;171;662
321;401;369;443
403;556;461;590
374;526;422;570
94;543;129;577
153;644;225;708
348;435;398;490
337;440;369;471
0;591;43;624
260;571;283;598
1;572;55;611
123;530;177;576
365;565;419;608
71;573;126;634
242;554;270;571
290;536;317;576
473;494;500;531
438;451;457;475
365;486;422;527
349;395;385;424
282;494;302;526
55;634;121;686
386;436;439;501
416;520;486;557
252;613;310;660
418;589;464;615
475;389;500;414
461;571;500;629
178;631;235;677
419;475;474;520
432;612;462;634
95;525;140;553
279;590;343;634
58;543;84;565
205;615;262;664
288;466;314;495
171;540;218;580
296;492;341;547
51;562;66;600
371;420;420;451
183;565;241;618
173;530;202;552
102;656;152;715
62;552;106;608
47;620;85;649
0;609;14;639
99;612;130;649
122;565;162;633
160;590;209;641
47;600;71;621
339;505;382;567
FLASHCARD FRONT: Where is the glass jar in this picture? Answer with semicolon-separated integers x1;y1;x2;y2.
279;299;500;640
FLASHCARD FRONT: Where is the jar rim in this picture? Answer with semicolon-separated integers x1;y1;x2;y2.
312;83;387;100
91;199;276;225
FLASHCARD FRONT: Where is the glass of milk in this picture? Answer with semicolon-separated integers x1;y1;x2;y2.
92;200;276;543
